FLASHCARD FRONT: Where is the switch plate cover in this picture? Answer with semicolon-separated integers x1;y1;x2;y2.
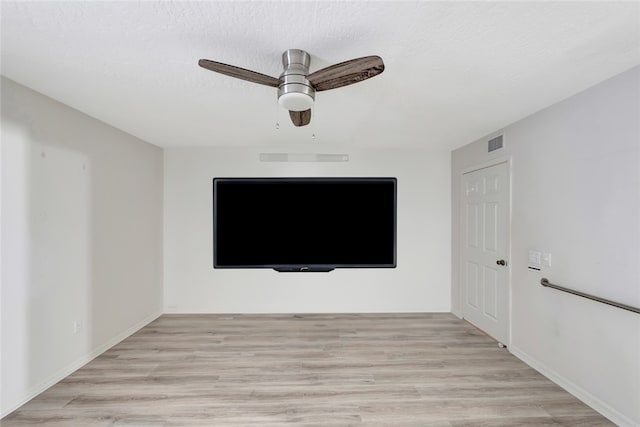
528;250;542;270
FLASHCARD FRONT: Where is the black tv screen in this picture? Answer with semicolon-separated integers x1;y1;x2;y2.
213;177;397;271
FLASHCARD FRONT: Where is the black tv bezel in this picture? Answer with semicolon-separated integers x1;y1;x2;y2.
212;177;397;272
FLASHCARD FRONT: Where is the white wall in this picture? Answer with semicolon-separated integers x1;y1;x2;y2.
164;146;450;313
0;90;3;414
1;77;164;417
452;66;640;426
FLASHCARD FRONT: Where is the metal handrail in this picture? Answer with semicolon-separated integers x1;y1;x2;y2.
540;278;639;314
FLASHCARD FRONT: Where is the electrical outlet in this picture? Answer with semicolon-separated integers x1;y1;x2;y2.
73;320;82;334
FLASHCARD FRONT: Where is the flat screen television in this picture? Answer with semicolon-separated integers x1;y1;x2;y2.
213;177;397;272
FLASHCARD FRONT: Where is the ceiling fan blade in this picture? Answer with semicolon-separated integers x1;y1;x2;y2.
289;109;312;127
198;59;280;88
307;56;384;92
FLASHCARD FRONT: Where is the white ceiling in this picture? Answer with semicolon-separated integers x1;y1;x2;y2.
2;1;639;150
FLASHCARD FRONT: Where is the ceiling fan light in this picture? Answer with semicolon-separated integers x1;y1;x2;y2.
278;92;314;111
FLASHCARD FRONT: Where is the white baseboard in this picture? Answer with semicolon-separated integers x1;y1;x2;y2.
0;311;162;419
510;344;638;427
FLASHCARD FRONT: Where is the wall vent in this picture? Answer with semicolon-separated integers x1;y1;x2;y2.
488;135;504;152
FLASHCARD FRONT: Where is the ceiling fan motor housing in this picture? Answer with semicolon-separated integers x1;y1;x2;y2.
278;49;315;111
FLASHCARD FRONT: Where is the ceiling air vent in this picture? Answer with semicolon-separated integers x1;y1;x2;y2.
488;135;504;152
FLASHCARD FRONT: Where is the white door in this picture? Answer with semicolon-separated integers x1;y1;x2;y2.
461;161;510;344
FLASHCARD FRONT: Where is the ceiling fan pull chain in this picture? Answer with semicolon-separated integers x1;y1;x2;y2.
311;108;316;140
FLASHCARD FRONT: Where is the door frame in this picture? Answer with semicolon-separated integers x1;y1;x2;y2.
459;155;513;346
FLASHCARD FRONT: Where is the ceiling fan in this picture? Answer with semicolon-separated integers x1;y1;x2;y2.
198;49;385;127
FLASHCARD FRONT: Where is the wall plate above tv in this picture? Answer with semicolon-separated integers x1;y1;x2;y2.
259;153;349;162
212;177;397;272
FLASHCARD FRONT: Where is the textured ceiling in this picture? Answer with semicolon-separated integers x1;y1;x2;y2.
2;1;639;150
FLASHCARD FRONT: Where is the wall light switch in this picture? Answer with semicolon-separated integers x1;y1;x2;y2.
528;250;542;270
542;252;552;267
528;250;541;265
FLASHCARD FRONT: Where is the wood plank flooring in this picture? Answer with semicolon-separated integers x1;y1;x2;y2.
2;314;613;426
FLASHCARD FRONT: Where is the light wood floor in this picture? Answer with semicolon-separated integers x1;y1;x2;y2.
3;313;612;426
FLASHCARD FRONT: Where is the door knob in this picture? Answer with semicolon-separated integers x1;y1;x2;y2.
496;259;507;266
